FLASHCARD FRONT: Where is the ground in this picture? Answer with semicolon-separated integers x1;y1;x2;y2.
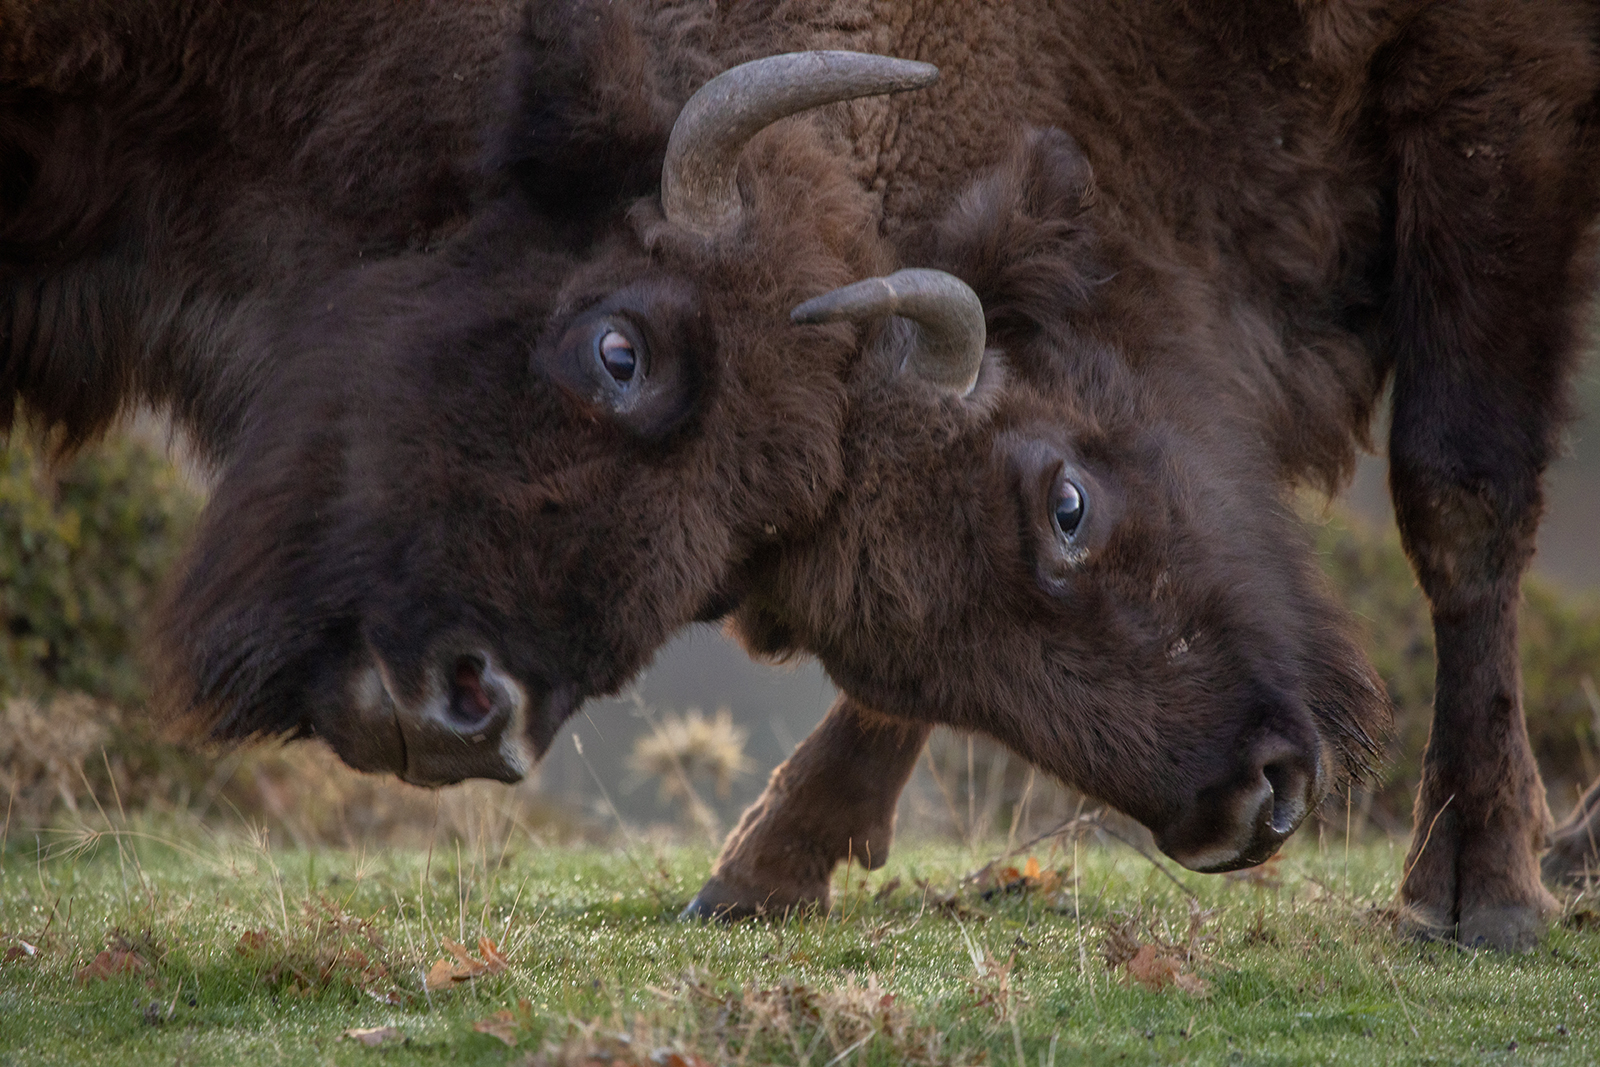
1;817;1598;1066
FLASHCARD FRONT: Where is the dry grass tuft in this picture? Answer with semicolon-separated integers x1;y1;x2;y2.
627;706;754;804
518;970;973;1066
1;694;110;824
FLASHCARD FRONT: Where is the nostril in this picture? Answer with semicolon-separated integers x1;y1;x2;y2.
449;654;495;726
1261;758;1308;837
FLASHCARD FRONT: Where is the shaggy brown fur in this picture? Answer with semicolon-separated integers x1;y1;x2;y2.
6;1;1598;951
698;1;1600;953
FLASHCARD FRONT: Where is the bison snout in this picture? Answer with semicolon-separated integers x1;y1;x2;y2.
1156;729;1324;874
361;650;536;786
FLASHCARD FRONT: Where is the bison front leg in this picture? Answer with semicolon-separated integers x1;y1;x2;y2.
1376;4;1600;948
1386;276;1566;950
1387;578;1558;951
681;695;928;920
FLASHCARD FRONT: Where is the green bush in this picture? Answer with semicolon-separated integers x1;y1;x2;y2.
1;431;201;705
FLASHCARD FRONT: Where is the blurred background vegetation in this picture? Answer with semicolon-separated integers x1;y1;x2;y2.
3;360;1600;849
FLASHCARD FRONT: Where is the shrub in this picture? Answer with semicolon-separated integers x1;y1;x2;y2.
1;430;201;705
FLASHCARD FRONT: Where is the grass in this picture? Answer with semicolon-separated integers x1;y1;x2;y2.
2;815;1599;1066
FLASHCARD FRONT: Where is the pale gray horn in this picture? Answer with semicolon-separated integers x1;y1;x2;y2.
791;268;986;396
661;51;938;236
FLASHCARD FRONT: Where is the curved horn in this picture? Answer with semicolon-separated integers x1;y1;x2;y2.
791;268;986;396
661;52;938;236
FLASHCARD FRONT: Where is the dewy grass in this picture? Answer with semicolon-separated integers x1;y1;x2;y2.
1;819;1598;1066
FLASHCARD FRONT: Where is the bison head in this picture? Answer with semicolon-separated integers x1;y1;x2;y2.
156;5;935;784
734;129;1393;872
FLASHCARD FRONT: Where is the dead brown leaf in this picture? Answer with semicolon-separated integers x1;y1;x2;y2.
1103;910;1213;998
341;1026;401;1047
1125;944;1182;990
235;929;272;954
473;1010;521;1046
476;936;508;971
426;936;508;990
76;948;146;983
976;855;1073;901
424;959;457;992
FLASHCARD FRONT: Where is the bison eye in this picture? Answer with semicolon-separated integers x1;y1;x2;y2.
1053;479;1085;540
596;328;637;383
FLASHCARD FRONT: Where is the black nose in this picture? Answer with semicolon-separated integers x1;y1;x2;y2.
1155;711;1325;874
1257;733;1316;838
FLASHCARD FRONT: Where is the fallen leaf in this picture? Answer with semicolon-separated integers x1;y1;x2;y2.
1124;944;1182;991
235;930;272;955
476;936;508;972
341;1026;401;1047
427;937;508;991
76;949;146;983
473;1010;521;1046
424;959;459;991
1023;856;1041;881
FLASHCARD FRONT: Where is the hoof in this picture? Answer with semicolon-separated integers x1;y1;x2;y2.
1383;903;1453;945
1385;901;1550;952
678;875;823;922
1457;903;1550;953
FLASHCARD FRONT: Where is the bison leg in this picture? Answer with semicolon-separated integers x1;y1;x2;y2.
681;695;928;920
1380;15;1599;950
1386;578;1558;951
1541;776;1600;886
1386;283;1567;951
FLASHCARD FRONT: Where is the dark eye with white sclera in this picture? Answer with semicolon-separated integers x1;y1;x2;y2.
1052;479;1085;540
596;328;637;383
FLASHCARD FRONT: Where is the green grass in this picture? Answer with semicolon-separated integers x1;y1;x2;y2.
2;820;1598;1065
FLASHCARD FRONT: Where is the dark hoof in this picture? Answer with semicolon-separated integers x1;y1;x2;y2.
678;875;822;922
1457;905;1548;953
1382;904;1454;945
1387;901;1550;952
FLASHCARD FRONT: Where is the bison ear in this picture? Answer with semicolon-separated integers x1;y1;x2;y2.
489;0;677;220
906;127;1102;341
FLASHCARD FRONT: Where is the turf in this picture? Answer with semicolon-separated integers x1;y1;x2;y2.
1;820;1597;1065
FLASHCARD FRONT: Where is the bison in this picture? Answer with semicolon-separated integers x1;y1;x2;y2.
688;3;1600;954
4;0;928;784
4;0;1597;954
